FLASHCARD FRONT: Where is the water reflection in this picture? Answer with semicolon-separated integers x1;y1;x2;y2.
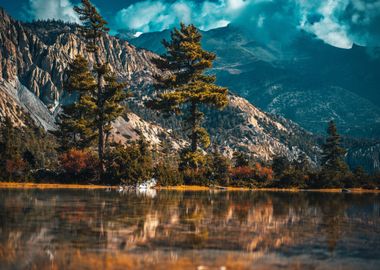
0;190;379;269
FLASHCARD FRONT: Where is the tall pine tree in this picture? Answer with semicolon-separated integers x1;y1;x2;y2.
320;120;349;186
54;55;97;151
74;0;127;178
149;23;228;170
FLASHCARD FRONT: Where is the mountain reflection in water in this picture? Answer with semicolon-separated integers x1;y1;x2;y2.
0;190;379;269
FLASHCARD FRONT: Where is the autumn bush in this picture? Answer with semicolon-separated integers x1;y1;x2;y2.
5;157;27;181
229;164;273;187
230;166;254;181
253;163;274;181
59;149;98;180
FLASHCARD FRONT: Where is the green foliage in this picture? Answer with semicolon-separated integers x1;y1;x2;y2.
272;156;291;179
322;121;347;167
73;1;129;178
276;167;309;188
54;55;97;151
270;153;313;188
233;151;250;168
353;166;371;187
0;118;58;181
206;148;230;185
73;0;109;54
105;137;153;185
155;161;183;186
149;23;228;170
319;121;350;187
0;118;26;181
179;149;206;171
182;168;208;186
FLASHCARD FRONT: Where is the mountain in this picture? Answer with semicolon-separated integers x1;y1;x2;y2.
0;8;322;165
128;25;380;139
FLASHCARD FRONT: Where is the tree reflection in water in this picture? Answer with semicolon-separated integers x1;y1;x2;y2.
0;189;379;269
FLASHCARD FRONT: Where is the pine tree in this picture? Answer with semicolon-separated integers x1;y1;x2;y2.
0;118;25;181
106;135;153;185
54;55;97;151
233;151;250;167
149;23;228;170
209;147;230;185
293;152;310;173
74;0;127;178
320;120;349;186
272;156;290;179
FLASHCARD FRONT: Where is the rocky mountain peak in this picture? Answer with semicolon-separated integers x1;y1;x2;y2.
0;8;321;164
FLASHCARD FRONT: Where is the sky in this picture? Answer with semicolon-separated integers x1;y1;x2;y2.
0;0;379;49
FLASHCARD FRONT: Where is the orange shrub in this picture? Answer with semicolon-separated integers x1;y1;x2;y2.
230;166;255;180
59;149;98;175
253;163;273;181
230;164;273;182
5;158;26;177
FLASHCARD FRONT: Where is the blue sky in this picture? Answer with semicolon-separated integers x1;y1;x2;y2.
1;0;379;49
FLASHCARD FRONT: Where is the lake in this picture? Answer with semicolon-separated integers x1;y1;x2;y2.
0;189;379;269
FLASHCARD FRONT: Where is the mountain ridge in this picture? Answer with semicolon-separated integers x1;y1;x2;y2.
127;24;380;138
1;7;378;172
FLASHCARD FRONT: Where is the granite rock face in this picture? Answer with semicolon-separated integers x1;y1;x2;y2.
0;10;159;110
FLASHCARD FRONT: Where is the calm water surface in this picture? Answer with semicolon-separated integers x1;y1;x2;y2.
0;189;379;269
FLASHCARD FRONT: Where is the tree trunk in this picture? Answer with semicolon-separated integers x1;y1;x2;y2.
94;46;105;179
190;101;198;153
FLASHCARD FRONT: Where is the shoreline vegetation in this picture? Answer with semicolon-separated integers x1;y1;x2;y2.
1;1;379;189
0;182;379;193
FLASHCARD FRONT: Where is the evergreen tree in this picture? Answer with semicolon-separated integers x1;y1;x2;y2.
233;151;250;167
353;166;369;187
155;161;183;186
320;120;349;186
54;55;97;151
272;156;290;179
149;23;228;170
293;152;311;174
209;147;230;185
0;118;22;180
106;135;153;185
74;0;127;177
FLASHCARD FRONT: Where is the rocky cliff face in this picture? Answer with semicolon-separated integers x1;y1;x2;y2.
347;142;380;173
0;10;159;110
0;80;56;130
0;8;320;163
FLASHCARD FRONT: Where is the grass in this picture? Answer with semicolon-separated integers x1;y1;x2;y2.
1;182;378;193
0;182;116;189
157;185;380;193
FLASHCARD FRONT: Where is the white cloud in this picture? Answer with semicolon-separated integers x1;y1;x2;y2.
305;18;353;49
115;0;246;32
298;0;380;48
299;0;353;49
27;0;79;23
